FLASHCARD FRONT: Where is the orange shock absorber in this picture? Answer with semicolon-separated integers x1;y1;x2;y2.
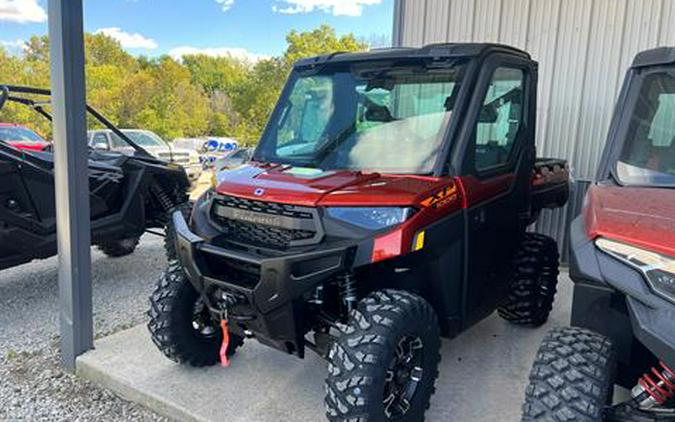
632;362;675;408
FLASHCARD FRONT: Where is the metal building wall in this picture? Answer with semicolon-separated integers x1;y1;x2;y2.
393;0;675;253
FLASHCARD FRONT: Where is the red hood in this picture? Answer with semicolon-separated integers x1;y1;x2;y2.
585;185;675;257
5;140;48;151
215;163;450;207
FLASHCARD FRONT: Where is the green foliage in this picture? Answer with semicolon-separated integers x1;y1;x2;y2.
284;24;366;67
231;58;287;143
0;25;367;144
229;25;366;144
182;54;247;93
24;35;49;62
85;33;138;69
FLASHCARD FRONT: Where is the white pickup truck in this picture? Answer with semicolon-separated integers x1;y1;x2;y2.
87;129;202;181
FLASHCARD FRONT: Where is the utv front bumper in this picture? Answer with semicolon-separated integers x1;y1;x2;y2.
569;217;675;370
171;210;359;356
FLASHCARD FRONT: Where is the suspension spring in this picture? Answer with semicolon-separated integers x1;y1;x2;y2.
632;362;675;409
150;184;174;212
339;273;357;313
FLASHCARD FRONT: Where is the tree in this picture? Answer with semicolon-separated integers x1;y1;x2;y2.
0;42;52;137
231;58;287;143
182;54;248;94
23;35;49;62
228;25;367;143
181;54;249;136
0;24;367;144
85;33;137;68
284;24;366;68
130;56;210;139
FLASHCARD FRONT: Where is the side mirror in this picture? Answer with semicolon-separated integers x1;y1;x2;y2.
92;140;110;151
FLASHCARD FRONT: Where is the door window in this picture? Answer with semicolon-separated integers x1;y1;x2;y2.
474;67;525;171
649;92;675;147
618;71;675;183
91;133;110;150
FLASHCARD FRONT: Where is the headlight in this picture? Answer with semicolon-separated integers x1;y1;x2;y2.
596;238;675;303
326;207;414;230
210;170;218;190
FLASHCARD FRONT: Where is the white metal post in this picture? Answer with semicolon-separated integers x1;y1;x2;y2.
48;0;93;371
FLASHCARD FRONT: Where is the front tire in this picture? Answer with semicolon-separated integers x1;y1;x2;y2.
498;232;560;326
147;263;243;367
521;327;616;422
97;237;140;258
325;290;441;422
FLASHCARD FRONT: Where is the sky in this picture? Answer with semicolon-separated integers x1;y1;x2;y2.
0;0;394;61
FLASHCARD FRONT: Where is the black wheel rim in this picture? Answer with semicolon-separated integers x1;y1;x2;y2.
383;336;424;419
191;298;218;339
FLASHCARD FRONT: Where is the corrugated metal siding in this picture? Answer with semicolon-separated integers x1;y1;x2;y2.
394;0;675;254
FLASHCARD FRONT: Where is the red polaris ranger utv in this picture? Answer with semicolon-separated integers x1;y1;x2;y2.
522;48;675;422
149;43;569;421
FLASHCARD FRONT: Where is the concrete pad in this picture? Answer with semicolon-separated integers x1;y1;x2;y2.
78;272;574;422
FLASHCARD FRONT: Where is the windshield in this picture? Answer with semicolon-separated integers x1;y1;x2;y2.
0;126;45;143
231;148;251;160
256;60;466;174
119;131;165;148
616;70;675;187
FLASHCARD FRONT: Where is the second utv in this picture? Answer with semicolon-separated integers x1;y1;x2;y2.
0;85;190;270
522;47;675;422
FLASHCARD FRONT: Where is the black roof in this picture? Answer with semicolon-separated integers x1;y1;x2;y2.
294;43;531;68
632;47;675;68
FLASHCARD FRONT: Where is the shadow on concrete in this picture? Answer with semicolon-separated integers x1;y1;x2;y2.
78;272;574;422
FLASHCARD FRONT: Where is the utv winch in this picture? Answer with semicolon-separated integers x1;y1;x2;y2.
149;43;570;421
0;85;190;270
522;47;675;422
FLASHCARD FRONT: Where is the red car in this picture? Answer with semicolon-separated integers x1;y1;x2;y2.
0;123;49;151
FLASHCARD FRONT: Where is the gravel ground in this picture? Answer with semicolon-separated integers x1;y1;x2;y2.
0;234;168;421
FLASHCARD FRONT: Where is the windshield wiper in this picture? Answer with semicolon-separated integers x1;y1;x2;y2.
310;123;357;168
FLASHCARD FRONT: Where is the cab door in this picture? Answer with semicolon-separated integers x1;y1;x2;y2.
457;55;537;327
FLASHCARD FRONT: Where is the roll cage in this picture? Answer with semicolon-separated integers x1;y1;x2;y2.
0;84;153;158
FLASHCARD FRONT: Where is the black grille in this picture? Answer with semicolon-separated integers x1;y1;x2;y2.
215;195;314;219
211;195;317;248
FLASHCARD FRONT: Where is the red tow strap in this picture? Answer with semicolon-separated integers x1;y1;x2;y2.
219;319;230;367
